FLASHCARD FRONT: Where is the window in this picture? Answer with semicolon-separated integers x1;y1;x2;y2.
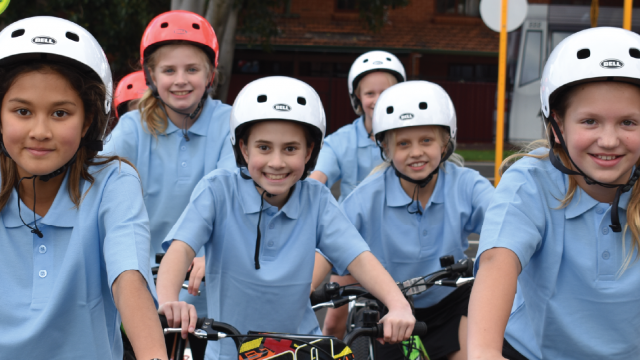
336;0;357;11
549;31;572;55
436;0;480;16
233;60;294;76
519;30;542;86
448;64;498;82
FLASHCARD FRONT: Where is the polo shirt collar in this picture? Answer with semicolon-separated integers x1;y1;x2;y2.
385;166;445;208
162;98;212;137
355;116;376;148
2;170;76;228
237;169;300;220
564;168;634;219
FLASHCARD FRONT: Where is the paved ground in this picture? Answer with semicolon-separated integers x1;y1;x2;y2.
316;162;493;328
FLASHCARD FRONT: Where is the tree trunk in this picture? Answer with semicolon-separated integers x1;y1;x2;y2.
171;0;207;13
215;4;240;103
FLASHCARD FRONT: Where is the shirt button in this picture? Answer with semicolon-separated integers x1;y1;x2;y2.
602;251;611;260
422;230;427;236
268;241;274;247
38;245;46;254
39;270;47;278
181;162;187;167
602;227;610;235
181;145;186;151
596;207;604;215
269;223;275;229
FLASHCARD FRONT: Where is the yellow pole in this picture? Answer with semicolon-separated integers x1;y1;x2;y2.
494;0;508;185
623;0;633;30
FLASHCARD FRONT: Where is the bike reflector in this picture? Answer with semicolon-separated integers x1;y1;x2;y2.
238;332;355;360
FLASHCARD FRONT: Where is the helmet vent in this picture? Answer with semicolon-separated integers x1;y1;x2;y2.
11;29;25;38
630;48;640;59
386;106;394;114
65;32;79;42
127;84;133;89
386;57;392;61
363;59;369;63
192;23;200;30
577;49;590;59
419;102;428;110
160;22;169;28
257;95;267;103
297;96;306;105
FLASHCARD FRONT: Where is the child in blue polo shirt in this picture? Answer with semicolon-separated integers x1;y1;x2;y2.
309;50;406;201
0;17;166;359
333;81;493;360
101;12;235;342
468;27;640;360
156;76;416;360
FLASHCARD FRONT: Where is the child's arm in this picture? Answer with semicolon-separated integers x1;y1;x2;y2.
156;240;198;339
186;256;206;296
311;251;332;294
113;270;167;360
467;247;521;360
347;251;415;344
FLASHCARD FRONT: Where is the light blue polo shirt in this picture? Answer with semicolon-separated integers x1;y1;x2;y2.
162;168;370;360
476;148;640;359
315;116;382;202
102;97;236;265
0;162;154;359
342;162;493;308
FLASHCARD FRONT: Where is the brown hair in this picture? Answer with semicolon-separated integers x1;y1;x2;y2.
137;42;215;137
501;83;640;271
0;62;135;211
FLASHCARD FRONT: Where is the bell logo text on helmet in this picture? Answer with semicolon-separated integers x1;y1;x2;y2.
600;59;624;69
273;104;291;112
174;29;188;35
31;36;56;45
399;113;415;120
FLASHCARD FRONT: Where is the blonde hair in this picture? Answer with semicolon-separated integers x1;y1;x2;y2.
370;125;463;175
137;42;215;138
501;86;640;272
354;71;398;115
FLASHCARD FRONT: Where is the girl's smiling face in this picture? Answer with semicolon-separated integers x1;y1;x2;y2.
357;71;395;122
240;121;313;207
1;69;88;178
388;125;447;181
150;44;211;114
557;82;640;186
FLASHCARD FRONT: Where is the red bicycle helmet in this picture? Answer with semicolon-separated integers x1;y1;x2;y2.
113;71;147;119
140;10;218;85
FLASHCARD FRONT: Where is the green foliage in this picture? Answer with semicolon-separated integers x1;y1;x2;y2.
1;0;170;80
356;0;410;33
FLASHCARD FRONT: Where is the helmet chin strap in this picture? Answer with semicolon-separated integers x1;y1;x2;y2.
143;65;209;142
391;140;454;215
547;116;640;232
240;170;277;270
0;134;100;238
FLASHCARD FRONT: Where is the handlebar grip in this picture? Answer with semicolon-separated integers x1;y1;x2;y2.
412;321;428;337
310;285;330;306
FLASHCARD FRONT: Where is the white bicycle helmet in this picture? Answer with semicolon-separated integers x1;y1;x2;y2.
348;50;406;113
230;76;326;178
540;27;640;233
541;27;640;118
0;16;113;147
373;80;457;141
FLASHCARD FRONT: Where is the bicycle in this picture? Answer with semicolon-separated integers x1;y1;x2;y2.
310;256;474;360
160;315;429;360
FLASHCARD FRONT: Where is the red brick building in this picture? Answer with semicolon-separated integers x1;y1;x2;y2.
227;0;502;143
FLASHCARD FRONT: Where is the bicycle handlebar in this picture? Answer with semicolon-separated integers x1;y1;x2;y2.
343;321;428;346
159;315;243;350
